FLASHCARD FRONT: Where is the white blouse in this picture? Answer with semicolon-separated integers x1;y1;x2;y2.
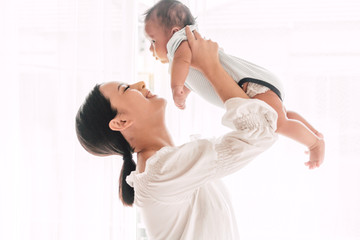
126;98;278;240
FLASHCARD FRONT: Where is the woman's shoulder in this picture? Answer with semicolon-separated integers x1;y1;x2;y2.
159;140;216;177
126;139;218;200
140;139;214;177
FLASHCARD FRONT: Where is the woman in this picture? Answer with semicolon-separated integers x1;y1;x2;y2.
76;27;278;239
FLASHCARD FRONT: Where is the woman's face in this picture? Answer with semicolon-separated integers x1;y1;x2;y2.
100;81;166;128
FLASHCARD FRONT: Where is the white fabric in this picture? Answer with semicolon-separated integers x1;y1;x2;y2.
246;82;271;97
0;0;137;239
167;25;285;108
126;98;278;240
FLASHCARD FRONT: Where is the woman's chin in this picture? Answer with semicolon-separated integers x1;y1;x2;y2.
159;97;167;107
151;96;167;109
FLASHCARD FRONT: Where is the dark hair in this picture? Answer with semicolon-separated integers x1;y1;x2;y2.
75;85;136;206
145;0;195;31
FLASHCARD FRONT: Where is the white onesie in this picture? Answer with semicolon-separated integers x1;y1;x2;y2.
167;25;285;108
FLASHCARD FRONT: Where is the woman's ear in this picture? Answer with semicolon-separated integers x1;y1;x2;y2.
109;115;133;131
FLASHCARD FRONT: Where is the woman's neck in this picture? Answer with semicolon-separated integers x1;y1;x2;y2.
125;124;174;172
136;133;173;173
137;130;173;157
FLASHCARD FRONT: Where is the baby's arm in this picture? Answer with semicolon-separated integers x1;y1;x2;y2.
171;41;192;109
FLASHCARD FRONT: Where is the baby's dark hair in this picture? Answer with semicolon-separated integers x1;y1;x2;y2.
145;0;195;31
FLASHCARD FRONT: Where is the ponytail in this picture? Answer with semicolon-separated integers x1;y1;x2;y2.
119;151;136;206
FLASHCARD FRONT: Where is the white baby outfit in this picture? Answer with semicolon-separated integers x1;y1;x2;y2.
126;98;278;240
167;25;285;108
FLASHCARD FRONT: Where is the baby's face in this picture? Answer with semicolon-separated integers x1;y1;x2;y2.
145;19;172;64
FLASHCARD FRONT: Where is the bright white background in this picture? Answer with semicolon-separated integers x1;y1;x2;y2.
1;0;360;240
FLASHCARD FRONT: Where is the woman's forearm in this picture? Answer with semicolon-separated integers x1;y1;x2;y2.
203;64;249;103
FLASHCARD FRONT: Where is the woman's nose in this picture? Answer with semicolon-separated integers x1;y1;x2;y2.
131;81;146;90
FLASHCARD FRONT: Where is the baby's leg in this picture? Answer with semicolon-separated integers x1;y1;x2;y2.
253;90;325;169
286;111;324;138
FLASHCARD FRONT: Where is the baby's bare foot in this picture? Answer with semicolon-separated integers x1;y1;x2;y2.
305;137;325;169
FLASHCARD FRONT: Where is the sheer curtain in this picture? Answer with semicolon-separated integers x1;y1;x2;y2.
0;0;138;239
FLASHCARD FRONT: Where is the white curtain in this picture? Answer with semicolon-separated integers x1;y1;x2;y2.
1;0;360;240
0;0;138;239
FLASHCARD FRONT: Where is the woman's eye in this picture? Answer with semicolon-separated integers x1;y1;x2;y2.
124;85;130;92
151;40;155;44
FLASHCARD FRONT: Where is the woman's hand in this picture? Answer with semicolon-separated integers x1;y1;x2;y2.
185;26;249;102
185;26;220;77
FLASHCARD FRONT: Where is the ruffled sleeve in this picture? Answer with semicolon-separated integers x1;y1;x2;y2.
214;97;278;178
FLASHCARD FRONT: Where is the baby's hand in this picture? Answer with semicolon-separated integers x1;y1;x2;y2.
172;85;188;110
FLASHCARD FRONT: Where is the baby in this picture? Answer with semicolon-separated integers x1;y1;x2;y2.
144;0;324;169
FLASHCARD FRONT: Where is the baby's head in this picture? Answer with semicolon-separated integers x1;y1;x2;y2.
144;0;195;63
